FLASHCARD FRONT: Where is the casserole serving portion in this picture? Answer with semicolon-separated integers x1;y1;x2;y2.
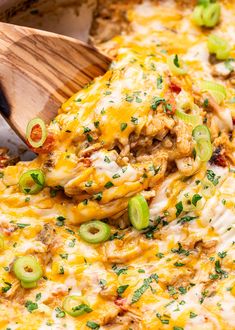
1;1;235;329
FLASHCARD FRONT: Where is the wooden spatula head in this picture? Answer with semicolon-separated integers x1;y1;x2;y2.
0;22;111;141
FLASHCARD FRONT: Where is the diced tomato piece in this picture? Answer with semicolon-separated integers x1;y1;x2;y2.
169;81;181;94
27;132;56;154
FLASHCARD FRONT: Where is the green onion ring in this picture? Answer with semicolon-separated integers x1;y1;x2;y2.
20;281;37;289
79;221;111;244
202;3;221;28
167;55;187;76
19;169;45;195
175;109;201;127
208;35;231;60
195;138;213;162
26;118;47;148
13;256;43;283
128;195;150;231
62;296;92;317
192;125;211;141
200;80;226;104
192;5;204;26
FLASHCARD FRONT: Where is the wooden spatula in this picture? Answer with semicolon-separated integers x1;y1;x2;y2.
0;22;111;141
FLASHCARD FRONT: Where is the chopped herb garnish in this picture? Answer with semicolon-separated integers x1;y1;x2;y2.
206;170;220;186
104;156;110;163
192;194;202;206
68;238;76;247
120;123;128;131
171;243;190;256
177;216;197;225
190;312;197;319
173;54;180;68
83;127;91;133
59;253;68;260
85;181;93;187
35;293;42;301
131;273;158;304
104;181;114;189
56;216;65;227
99;279;107;288
109;232;125;241
55;307;66;318
117;285;129;296
94;121;100;128
59;266;64;274
16;223;31;228
174;262;185;267
131;116;138;125
2;282;12;293
175;201;183;217
94;192;102;201
25;300;38;313
156;252;164;259
156;313;169;324
86;321;100;329
157;75;163;89
112;173;120;179
87;134;93;142
218;251;227;258
72;304;92;314
112;264;128;276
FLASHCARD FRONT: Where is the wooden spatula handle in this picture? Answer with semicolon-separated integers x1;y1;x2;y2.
0;22;110;140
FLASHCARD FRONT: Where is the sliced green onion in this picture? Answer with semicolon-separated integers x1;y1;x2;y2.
202;3;221;28
192;5;204;26
0;234;4;250
200;80;226;104
26;118;47;148
208;35;231;60
175;109;201;127
62;296;92;317
167;55;187;75
181;193;204;212
20;281;37;289
79;221;111;244
13;256;43;283
128;195;150;230
195;138;213;162
192;125;211;141
192;3;221;28
19;169;45;195
201;179;216;198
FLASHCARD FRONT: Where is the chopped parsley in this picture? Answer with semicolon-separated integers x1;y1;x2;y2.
156;313;169;324
131;273;158;304
112;264;128;276
104;156;110;163
59;253;68;260
56;216;65;227
175;201;183;217
72;304;92;314
174;262;185;267
25;300;38;313
206;170;220;186
120;123;128;131
112;173;120;179
85;181;93;187
35;293;42;301
117;285;129;296
173;54;180;68
171;243;190;256
104;181;114;189
131;116;138;125
157;75;163;89
83;127;91;133
86;321;100;329
2;281;12;293
192;194;202;206
94;192;102;201
218;251;227;259
109;232;125;241
55;307;65;318
177;216;197;225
